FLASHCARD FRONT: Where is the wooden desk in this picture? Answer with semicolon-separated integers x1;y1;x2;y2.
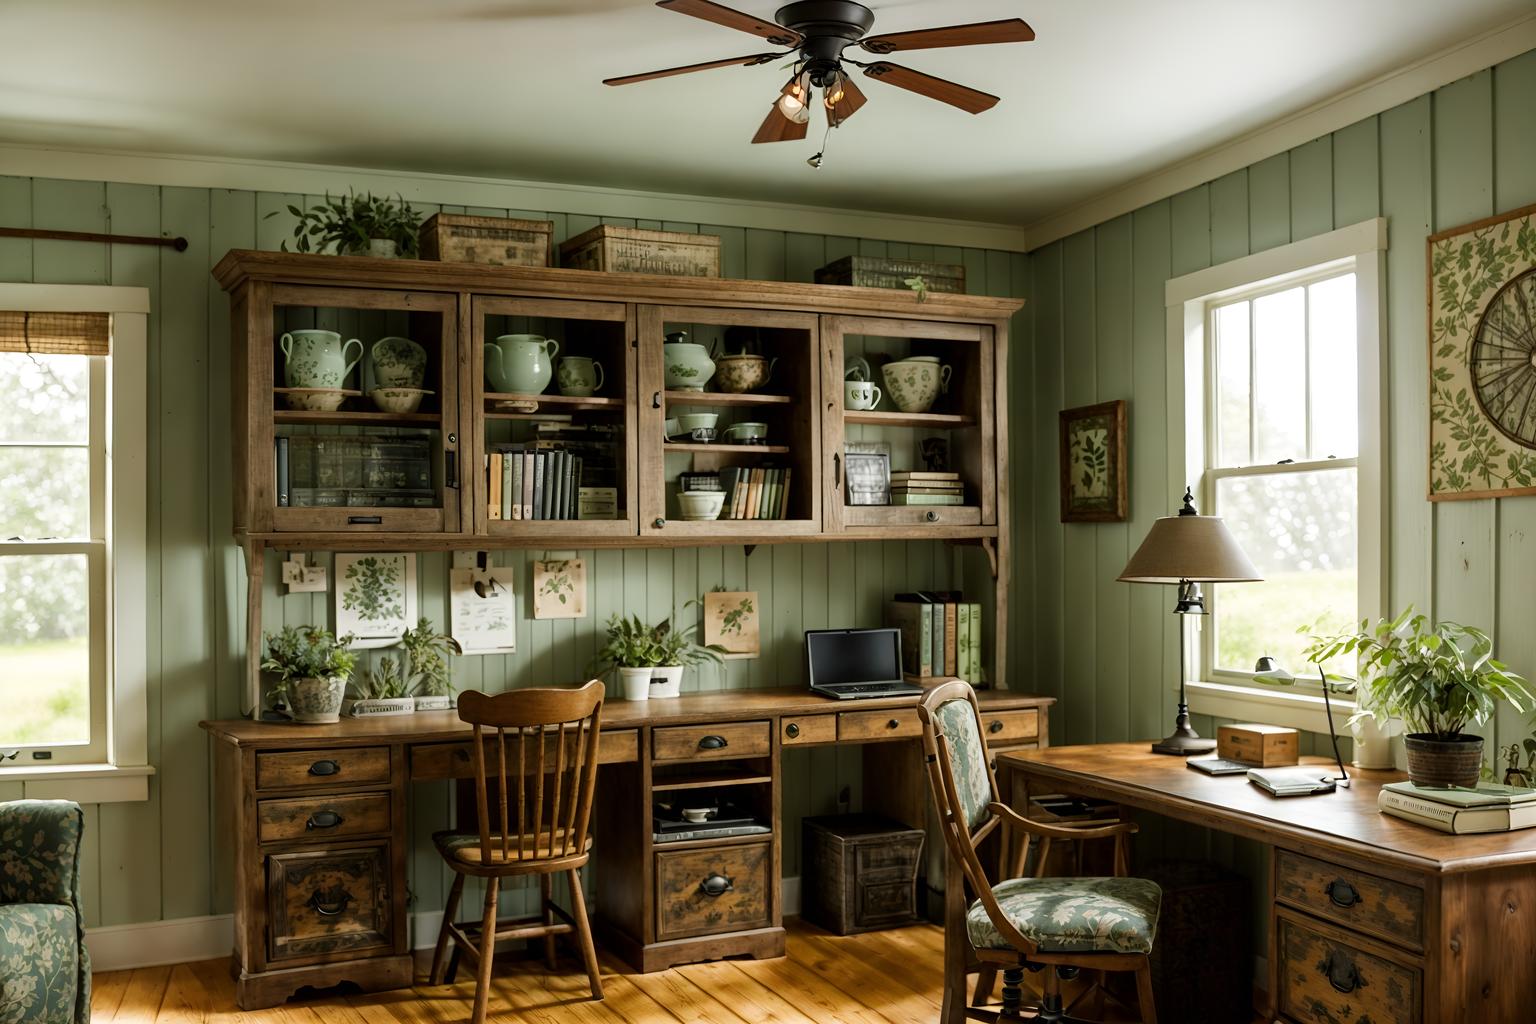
203;686;1052;1009
997;743;1536;1024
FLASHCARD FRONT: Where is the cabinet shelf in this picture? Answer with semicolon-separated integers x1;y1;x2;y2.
665;443;790;455
652;771;774;792
273;409;441;426
664;391;794;407
842;409;976;428
484;392;624;412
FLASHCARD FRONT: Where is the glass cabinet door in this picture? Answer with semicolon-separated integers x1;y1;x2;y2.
256;285;462;534
638;305;822;539
821;315;996;533
470;296;637;537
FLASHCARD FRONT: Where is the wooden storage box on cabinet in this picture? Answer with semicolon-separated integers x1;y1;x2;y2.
560;225;721;278
266;844;393;963
419;214;553;267
654;839;773;941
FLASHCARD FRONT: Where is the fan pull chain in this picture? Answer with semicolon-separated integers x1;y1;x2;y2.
807;122;834;169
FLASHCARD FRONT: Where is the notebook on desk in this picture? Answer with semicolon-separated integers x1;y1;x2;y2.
806;627;923;700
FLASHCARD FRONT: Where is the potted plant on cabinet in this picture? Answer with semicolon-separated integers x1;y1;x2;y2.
1305;608;1535;788
345;656;416;717
272;190;423;258
260;626;358;724
595;614;724;701
400;617;456;711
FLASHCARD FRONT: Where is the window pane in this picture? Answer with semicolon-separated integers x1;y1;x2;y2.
1214;301;1251;466
1308;274;1358;458
0;352;88;443
1253;287;1307;463
1213;468;1357;675
0;446;88;538
0;554;90;746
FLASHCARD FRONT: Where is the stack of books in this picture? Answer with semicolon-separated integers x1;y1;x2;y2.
885;591;983;684
487;423;621;522
890;471;964;506
718;466;793;520
276;434;435;508
1377;780;1536;834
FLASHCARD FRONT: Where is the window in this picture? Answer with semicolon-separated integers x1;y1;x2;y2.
1165;220;1386;727
0;289;149;787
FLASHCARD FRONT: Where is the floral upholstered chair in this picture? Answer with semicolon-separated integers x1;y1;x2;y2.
0;800;91;1024
917;682;1161;1023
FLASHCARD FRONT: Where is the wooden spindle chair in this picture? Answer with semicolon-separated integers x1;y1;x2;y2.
429;681;605;1023
918;680;1161;1023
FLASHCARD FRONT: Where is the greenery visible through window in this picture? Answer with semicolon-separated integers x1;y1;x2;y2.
1206;271;1359;680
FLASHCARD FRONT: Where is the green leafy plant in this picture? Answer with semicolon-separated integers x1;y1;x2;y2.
349;656;411;701
266;190;422;257
903;275;929;302
399;617;455;697
594;613;724;671
260;626;357;701
1303;607;1535;739
342;555;405;623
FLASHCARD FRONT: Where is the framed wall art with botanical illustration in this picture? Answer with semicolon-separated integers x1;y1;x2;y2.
1429;202;1536;500
335;553;417;647
533;558;587;620
702;590;759;658
1059;399;1128;522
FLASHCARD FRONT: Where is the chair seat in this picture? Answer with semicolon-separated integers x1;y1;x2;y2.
0;902;81;1023
967;876;1161;956
433;829;592;866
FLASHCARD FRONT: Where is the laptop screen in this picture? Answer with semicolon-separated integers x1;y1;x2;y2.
806;628;904;687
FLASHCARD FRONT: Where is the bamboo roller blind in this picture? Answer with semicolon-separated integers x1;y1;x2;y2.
0;311;110;356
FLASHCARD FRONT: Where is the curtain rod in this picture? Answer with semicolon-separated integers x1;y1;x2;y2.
0;227;188;251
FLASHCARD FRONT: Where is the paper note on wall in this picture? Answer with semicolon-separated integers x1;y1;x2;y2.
449;567;517;655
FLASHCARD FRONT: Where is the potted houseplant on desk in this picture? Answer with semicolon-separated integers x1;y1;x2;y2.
345;656;415;717
400;617;456;711
261;626;358;724
1305;608;1535;788
596;613;724;701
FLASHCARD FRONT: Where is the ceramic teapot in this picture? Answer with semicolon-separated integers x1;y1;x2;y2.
663;331;716;392
485;334;559;394
281;330;363;389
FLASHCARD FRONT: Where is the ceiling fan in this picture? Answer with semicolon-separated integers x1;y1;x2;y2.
605;1;1035;147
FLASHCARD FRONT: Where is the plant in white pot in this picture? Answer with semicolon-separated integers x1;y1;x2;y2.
649;611;725;699
400;617;456;711
261;626;358;724
595;614;724;701
345;656;416;717
1304;608;1535;788
268;190;422;258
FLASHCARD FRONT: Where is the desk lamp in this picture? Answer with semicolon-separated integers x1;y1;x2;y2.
1118;488;1261;755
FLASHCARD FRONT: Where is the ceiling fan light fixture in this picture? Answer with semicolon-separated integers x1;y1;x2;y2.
776;72;812;123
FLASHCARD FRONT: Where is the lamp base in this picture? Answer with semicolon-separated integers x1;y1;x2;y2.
1150;703;1216;756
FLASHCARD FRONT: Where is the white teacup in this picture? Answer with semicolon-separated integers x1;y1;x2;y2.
681;807;713;823
844;380;882;411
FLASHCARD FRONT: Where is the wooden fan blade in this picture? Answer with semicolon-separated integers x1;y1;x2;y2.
861;61;999;114
657;0;802;47
604;52;780;86
859;18;1035;54
827;76;867;127
751;105;810;144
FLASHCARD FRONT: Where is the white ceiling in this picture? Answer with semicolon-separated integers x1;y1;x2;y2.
1;0;1529;226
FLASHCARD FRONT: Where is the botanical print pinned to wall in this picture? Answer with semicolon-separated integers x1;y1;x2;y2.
335;553;417;647
533;558;587;619
1428;202;1536;500
1059;400;1128;522
449;567;517;655
703;591;759;658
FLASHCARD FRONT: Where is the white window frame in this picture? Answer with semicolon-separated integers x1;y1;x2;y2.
1164;219;1388;733
0;284;153;802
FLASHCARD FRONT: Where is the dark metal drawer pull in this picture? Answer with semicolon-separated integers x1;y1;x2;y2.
1319;949;1361;994
307;888;353;917
786;723;800;739
988;720;1004;734
1325;879;1362;908
698;735;728;750
887;718;901;729
307;759;340;776
347;515;383;525
699;874;734;897
306;810;344;830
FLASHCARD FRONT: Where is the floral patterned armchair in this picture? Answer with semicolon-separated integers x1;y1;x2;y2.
0;800;90;1024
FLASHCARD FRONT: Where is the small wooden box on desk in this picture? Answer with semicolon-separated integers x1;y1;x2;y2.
1217;723;1298;766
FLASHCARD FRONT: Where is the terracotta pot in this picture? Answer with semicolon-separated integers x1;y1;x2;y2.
1404;733;1483;788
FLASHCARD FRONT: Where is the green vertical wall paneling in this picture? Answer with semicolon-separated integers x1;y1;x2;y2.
1247;153;1291;253
1092;216;1133;745
1029;242;1064;742
1331;118;1381;228
1289;136;1334;241
1060;231;1096;745
0;177;32;279
1209;171;1249;266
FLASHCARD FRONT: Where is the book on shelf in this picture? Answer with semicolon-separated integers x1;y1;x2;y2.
891;591;976;684
886;601;934;677
1378;788;1536;834
278;434;433;509
1380;781;1536;807
890;493;966;506
509;450;522;520
488;453;502;519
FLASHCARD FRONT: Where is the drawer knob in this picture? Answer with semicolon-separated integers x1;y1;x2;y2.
786;723;800;739
988;720;1004;734
306;810;344;830
307;887;354;917
1325;878;1362;908
925;510;940;523
1319;949;1361;994
308;759;340;776
698;735;728;751
887;718;901;730
699;874;734;897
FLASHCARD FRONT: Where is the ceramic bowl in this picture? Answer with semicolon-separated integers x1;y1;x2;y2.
678;490;726;521
369;387;433;414
678;412;718;432
722;421;769;444
283;387;350;412
664;417;682;437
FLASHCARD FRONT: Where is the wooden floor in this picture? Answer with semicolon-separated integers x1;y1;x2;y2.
91;919;958;1024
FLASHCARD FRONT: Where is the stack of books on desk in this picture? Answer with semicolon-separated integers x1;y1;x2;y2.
886;591;983;684
1378;780;1536;834
890;471;964;506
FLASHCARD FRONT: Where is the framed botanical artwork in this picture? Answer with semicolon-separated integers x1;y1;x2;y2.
703;591;759;658
335;553;417;647
1059;400;1128;522
532;558;587;619
1428;202;1536;500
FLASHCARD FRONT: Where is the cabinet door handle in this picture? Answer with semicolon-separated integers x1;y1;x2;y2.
653;391;662;409
654;517;667;529
307;759;340;776
306;810;344;830
924;509;940;523
347;515;383;525
698;735;728;750
1319;949;1361;994
699;874;734;897
446;450;459;489
786;723;800;739
1325;879;1362;908
833;452;841;488
307;888;354;917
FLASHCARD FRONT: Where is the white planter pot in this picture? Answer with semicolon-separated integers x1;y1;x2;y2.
288;676;347;723
650;665;684;699
367;238;398;258
618;666;652;701
413;694;454;712
344;697;416;718
1351;715;1396;770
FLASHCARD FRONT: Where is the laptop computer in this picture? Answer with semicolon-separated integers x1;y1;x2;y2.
806;627;924;700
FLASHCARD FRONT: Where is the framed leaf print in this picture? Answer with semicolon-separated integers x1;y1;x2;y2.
532;558;586;620
1059;400;1127;522
703;591;759;658
1428;202;1536;500
335;553;418;648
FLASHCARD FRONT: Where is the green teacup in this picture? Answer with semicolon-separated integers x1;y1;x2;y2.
556;356;604;397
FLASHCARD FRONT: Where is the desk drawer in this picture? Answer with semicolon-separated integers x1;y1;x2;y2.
267;845;392;962
839;708;920;742
1276;910;1420;1024
256;747;391;791
781;714;836;746
1275;850;1424;950
653;721;770;763
409;729;638;780
655;840;772;941
258;793;392;844
978;709;1039;744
